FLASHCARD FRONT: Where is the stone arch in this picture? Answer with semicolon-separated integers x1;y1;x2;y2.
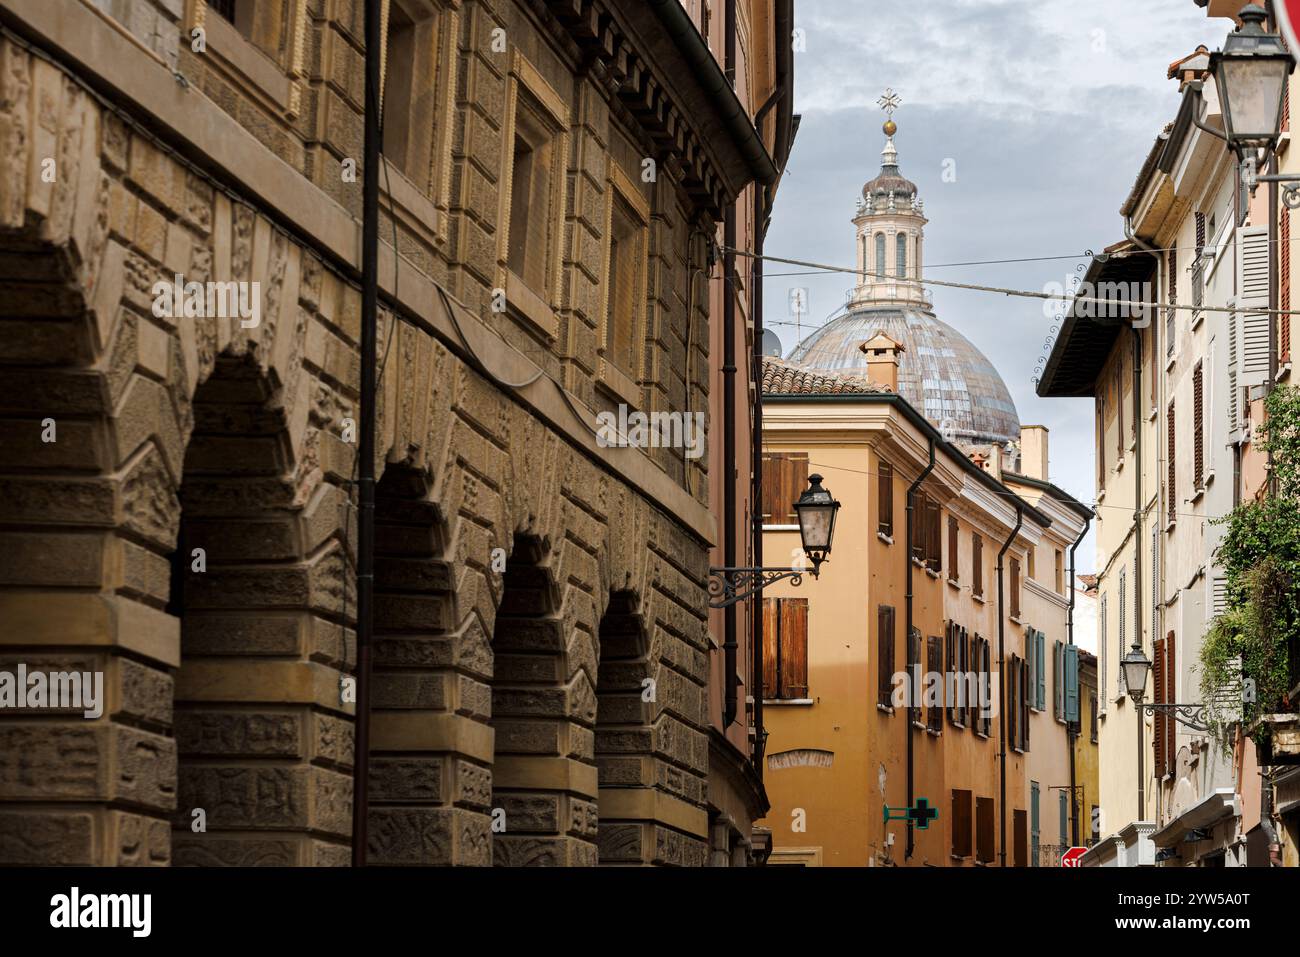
170;350;354;866
487;531;600;865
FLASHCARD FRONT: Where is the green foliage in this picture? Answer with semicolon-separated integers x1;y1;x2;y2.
1201;386;1300;749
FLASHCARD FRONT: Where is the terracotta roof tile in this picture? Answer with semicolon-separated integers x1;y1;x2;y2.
761;355;889;396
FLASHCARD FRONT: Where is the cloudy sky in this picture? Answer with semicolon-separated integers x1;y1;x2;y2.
763;0;1231;573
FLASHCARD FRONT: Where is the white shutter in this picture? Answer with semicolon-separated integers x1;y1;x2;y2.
1210;573;1228;619
1099;594;1108;712
1236;225;1271;386
1227;305;1241;432
1151;525;1158;648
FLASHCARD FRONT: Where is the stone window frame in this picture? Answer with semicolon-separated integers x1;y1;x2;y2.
188;0;309;119
378;0;458;235
597;161;652;409
496;50;570;342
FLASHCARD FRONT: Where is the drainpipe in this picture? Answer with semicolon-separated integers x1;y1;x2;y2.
750;85;785;773
722;0;738;728
996;503;1024;867
904;438;936;861
1067;512;1091;847
1126;216;1158;823
351;0;381;867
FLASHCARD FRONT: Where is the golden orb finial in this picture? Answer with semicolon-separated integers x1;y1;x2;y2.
883;119;897;137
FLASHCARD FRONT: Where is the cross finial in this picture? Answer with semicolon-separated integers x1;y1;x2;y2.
877;88;901;120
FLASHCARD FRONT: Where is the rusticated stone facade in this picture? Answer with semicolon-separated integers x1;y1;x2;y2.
0;0;779;865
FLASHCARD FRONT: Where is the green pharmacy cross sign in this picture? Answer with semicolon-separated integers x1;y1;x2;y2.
884;798;940;830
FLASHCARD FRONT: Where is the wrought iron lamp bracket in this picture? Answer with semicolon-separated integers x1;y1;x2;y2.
707;566;811;608
1137;702;1211;732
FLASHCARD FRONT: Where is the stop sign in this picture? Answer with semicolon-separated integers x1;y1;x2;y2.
1276;0;1300;58
1060;846;1088;867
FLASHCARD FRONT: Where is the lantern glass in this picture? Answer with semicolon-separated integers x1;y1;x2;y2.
1218;54;1290;146
793;473;840;570
1120;646;1152;705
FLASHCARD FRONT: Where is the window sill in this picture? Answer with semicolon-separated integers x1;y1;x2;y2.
1165;519;1177;534
925;567;941;580
877;703;895;715
926;727;942;738
951;853;971;863
1204;470;1215;487
910;719;926;732
1096;489;1106;503
947;577;961;591
505;270;559;341
764;524;800;532
204;10;293;114
1148;407;1158;422
597;357;642;411
1009;615;1023;626
975;731;990;740
1115;457;1124;473
878;531;894;545
1278;361;1292;382
1190;486;1205;504
972;593;986;604
911;557;926;569
764;698;814;706
1166;354;1176;373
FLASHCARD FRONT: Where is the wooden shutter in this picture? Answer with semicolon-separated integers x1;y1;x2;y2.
781;598;809;699
1054;638;1063;719
878;460;894;536
877;605;895;707
1283;206;1292;364
1152;636;1167;773
1167;401;1176;523
1193;362;1204;490
762;598;779;698
983;640;993;736
952;790;972;858
1014;809;1028;867
1166;632;1179;766
1115;357;1124;461
927;635;942;731
909;491;923;563
1167;245;1177;356
948;515;959;581
1008;656;1018;748
761;453;808;524
1096;394;1106;486
1030;781;1040;867
1010;558;1021;619
1021;655;1031;750
907;628;921;720
946;623;956;725
927;501;942;573
972;534;983;597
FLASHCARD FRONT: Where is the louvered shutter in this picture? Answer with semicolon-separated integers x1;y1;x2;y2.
762;598;779;698
1031;781;1041;867
909;491;924;563
927;635;942;731
1236;225;1271;386
1153;637;1167;773
1054;638;1063;719
946;623;956;725
782;598;809;699
908;628;921;720
1010;558;1021;619
927;502;942;572
760;453;783;523
782;454;809;524
1021;656;1031;750
1065;644;1080;723
973;534;983;597
1036;630;1046;711
1193;362;1204;489
1151;525;1159;656
1167;401;1176;523
981;640;992;736
877;605;895;707
1100;594;1108;711
1282;205;1291;364
1165;632;1176;777
1228;307;1241;432
948;515;959;580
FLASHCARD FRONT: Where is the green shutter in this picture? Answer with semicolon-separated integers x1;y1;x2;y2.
1059;791;1068;845
1065;644;1080;722
1036;631;1046;710
1030;781;1040;867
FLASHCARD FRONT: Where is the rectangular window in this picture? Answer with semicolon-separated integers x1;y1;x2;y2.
1153;635;1167;773
1164;632;1176;778
508;92;561;294
1099;593;1108;710
604;190;647;379
1055;549;1063;594
948;515;959;581
1115;356;1124;461
762;597;808;700
909;490;924;565
927;635;942;732
952;789;973;859
877;604;895;709
972;534;983;598
1008;655;1019;749
976;797;995;864
878;460;894;537
980;638;992;736
760;452;808;524
926;501;942;574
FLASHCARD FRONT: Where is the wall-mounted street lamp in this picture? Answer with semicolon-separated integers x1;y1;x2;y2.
1121;642;1211;732
1193;5;1300;205
708;473;841;608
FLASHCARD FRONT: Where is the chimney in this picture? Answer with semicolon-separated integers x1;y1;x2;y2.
1019;425;1049;480
859;331;905;392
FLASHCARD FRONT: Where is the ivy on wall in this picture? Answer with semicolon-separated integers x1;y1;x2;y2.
1200;386;1300;749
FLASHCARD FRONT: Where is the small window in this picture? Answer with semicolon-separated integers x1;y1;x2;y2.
947;515;959;581
896;232;907;277
762;597;808;700
604;191;647;378
508;92;562;294
907;628;922;724
875;232;886;278
1010;557;1021;620
972;534;983;598
761;452;808;524
927;635;942;732
1055;549;1063;594
210;0;237;22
